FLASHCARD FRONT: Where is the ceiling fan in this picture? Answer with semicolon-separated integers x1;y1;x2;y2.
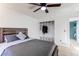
30;3;61;13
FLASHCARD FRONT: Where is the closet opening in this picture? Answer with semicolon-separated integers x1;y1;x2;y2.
40;21;55;42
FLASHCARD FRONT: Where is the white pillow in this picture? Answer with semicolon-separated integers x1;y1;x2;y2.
16;32;26;40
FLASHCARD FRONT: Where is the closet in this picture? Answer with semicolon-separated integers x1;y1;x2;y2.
40;21;54;42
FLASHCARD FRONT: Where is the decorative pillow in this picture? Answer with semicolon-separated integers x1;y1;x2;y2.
16;32;26;40
4;35;20;43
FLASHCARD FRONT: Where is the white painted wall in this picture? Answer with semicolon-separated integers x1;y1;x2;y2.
39;4;79;47
39;11;70;47
0;4;40;39
54;17;70;47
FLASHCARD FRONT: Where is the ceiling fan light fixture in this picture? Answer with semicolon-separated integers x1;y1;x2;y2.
41;6;46;10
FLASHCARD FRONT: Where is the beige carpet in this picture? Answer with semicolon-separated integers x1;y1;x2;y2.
58;40;79;56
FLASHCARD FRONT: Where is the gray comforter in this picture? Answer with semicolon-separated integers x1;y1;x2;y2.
1;39;56;56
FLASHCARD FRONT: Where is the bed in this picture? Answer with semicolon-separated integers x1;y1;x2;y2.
0;28;58;56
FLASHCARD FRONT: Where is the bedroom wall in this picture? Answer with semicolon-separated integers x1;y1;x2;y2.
39;4;79;47
0;4;40;39
39;11;70;47
40;17;70;47
54;4;79;47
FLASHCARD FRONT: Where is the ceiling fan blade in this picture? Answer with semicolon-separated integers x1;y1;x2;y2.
29;3;40;6
47;3;61;7
45;9;49;13
33;7;41;12
40;3;47;6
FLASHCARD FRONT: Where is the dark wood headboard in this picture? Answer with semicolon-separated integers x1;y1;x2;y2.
0;28;28;43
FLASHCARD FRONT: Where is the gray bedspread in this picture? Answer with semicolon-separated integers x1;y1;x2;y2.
1;39;55;56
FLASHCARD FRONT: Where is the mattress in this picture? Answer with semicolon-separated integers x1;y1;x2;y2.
1;39;56;56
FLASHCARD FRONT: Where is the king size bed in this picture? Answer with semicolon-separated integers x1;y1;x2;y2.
0;28;58;56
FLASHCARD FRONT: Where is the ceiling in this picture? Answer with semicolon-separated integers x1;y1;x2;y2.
0;3;62;19
1;3;79;20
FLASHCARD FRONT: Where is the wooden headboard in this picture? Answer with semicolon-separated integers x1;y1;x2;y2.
0;28;28;43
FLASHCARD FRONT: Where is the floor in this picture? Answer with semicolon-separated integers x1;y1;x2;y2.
58;40;79;56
